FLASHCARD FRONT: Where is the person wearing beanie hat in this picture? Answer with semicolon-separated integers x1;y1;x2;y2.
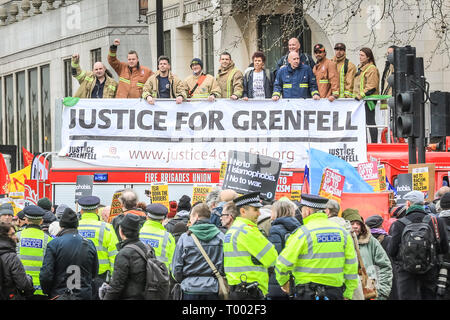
184;57;221;100
388;190;449;300
164;195;192;235
77;195;119;299
0;203;14;224
342;208;393;300
102;213;150;300
274;196;359;300
15;204;53;299
40;206;98;300
168;201;177;219
139;204;175;272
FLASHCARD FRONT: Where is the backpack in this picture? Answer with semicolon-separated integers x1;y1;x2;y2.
399;215;440;274
128;243;170;300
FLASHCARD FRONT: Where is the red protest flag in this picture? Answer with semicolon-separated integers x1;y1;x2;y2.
0;153;10;195
22;147;34;167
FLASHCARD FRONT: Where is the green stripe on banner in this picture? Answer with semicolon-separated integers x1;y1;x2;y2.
363;95;392;100
63;97;80;107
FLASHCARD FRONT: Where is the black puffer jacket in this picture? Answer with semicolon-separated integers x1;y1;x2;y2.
0;237;35;299
104;238;147;300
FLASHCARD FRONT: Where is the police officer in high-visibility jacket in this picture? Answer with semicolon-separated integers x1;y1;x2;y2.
139;204;175;273
77;196;119;299
223;192;278;300
16;205;52;299
275;194;359;300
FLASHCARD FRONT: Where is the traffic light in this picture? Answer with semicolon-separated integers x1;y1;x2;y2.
387;46;423;138
430;91;450;137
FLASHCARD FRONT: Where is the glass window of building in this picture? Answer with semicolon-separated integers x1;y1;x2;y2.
40;65;51;152
90;48;102;70
28;68;40;153
200;20;214;75
5;75;14;146
164;30;171;64
64;58;72;97
16;71;26;168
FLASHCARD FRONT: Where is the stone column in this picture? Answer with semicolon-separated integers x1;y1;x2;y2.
9;3;19;23
0;6;7;26
21;0;31;19
32;0;42;14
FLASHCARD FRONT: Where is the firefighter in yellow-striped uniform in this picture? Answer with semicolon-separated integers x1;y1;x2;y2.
184;58;221;101
275;194;359;300
107;38;153;98
16;205;52;299
77;196;119;300
223;192;278;300
216;52;243;100
71;53;118;98
331;43;357;99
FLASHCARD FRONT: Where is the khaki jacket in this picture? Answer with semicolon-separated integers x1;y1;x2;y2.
331;55;357;98
108;47;153;98
183;73;221;99
142;71;187;100
380;64;394;108
216;62;244;98
71;59;117;98
353;62;380;99
313;57;340;98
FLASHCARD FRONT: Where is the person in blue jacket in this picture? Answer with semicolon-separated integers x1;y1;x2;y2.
272;51;320;100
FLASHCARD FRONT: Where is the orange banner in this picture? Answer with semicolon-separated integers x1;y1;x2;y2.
340;192;391;224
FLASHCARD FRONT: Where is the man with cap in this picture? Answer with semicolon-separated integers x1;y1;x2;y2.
16;210;27;231
0;203;14;224
275;194;358;300
331;42;357;98
102;214;149;300
40;208;98;300
37;197;57;235
312;43;340;101
183;58;221;100
47;204;69;237
387;190;448;300
16;205;53;299
223;192;278;300
139;203;175;273
342;209;393;300
77;195;119;300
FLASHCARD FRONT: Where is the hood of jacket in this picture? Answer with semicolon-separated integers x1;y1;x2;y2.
218;61;236;75
271;216;301;232
175;210;190;219
357;224;372;245
439;209;450;218
189;220;220;242
0;237;16;255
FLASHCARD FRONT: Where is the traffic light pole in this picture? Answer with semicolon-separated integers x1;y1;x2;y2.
417;99;426;163
408;137;417;164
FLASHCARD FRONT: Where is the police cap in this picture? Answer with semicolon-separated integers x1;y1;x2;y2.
78;196;101;211
22;205;46;219
233;192;263;208
300;194;329;210
146;203;168;220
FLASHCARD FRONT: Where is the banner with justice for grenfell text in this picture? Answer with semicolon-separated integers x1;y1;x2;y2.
58;98;367;169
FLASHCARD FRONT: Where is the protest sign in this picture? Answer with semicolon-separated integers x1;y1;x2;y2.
319;168;345;202
408;163;435;202
395;173;413;205
151;182;169;208
108;190;123;223
378;165;387;192
222;151;282;201
192;184;214;204
357;161;380;192
275;172;293;200
218;161;227;187
290;184;302;202
75;175;93;202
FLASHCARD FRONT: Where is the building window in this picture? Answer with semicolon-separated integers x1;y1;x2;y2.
16;71;26;168
164;30;171;64
200;20;214;75
28;68;40;154
90;48;102;70
5;75;14;146
40;65;51;152
257;14;311;72
64;58;73;97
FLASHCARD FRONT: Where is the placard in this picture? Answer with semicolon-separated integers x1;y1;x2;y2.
378;165;387;192
75;175;93;202
395;173;413;205
358;161;380;192
108;190;123;223
408;163;435;202
318;168;345;202
151;182;169;208
192;184;214;205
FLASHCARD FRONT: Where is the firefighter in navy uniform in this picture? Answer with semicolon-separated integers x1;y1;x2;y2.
223;192;278;300
16;205;52;300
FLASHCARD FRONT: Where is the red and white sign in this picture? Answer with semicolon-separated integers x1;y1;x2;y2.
319;168;345;201
357;161;380;191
